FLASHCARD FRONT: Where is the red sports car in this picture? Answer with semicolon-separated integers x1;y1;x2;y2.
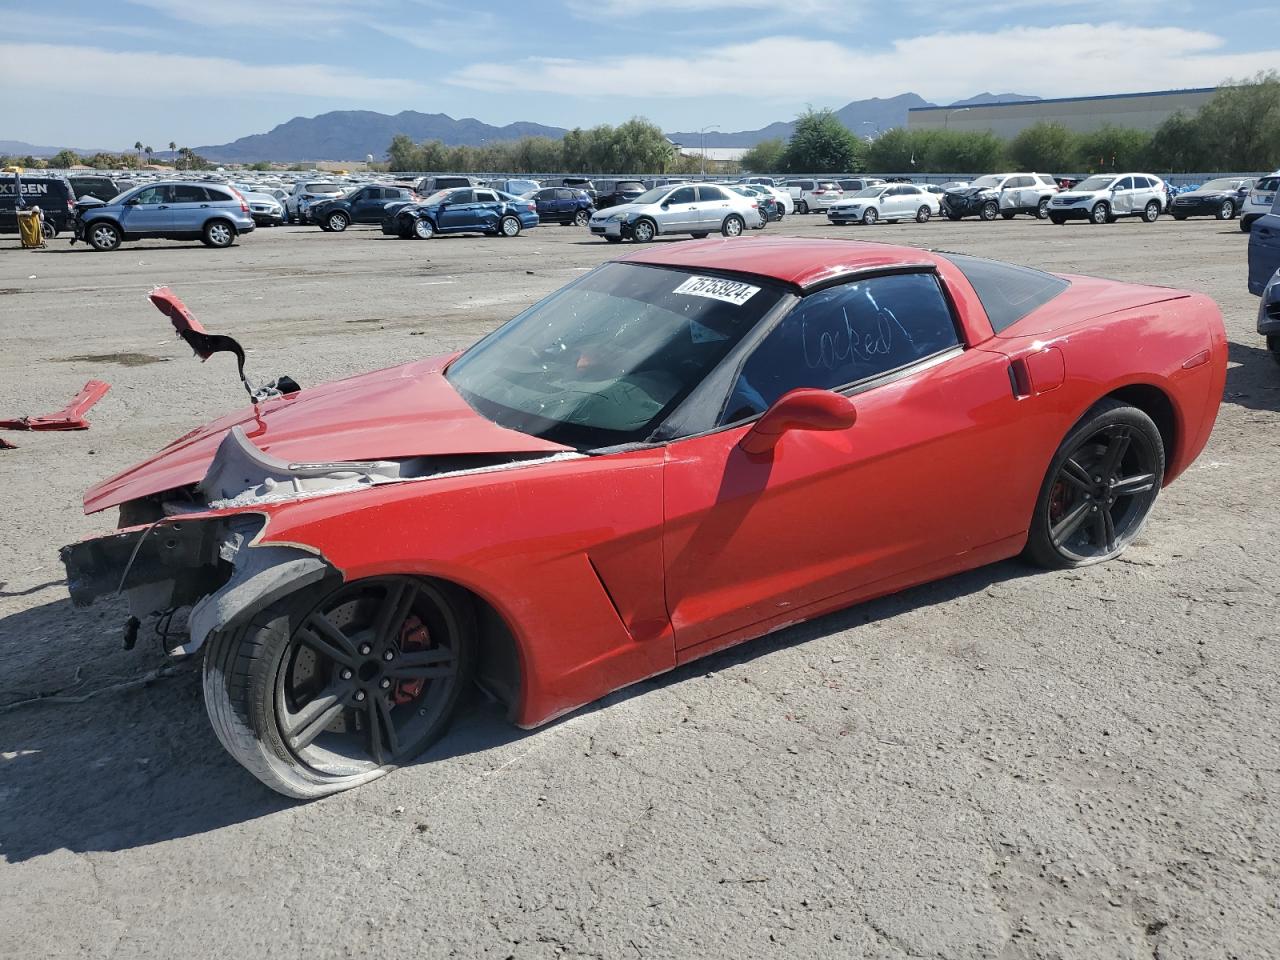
62;238;1227;797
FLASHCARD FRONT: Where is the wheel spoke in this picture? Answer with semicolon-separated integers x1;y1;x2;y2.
366;697;400;764
1097;429;1131;481
1093;507;1118;552
1060;458;1095;493
386;647;455;681
283;686;347;749
374;581;416;646
1051;499;1093;546
299;613;359;668
1111;473;1156;497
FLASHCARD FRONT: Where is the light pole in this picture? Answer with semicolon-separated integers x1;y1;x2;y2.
858;121;879;140
700;124;718;177
944;107;970;131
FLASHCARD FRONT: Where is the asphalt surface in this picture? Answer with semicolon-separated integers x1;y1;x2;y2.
1;212;1276;959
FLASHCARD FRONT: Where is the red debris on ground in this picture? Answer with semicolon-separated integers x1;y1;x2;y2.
0;380;111;431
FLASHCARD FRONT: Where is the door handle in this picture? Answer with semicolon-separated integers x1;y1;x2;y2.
200;204;209;208
158;205;169;209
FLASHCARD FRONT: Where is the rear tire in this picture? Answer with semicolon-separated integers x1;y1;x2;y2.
1001;211;1015;220
202;576;475;799
1036;197;1051;219
796;200;809;215
574;208;591;226
41;221;57;240
915;206;931;223
1023;399;1164;570
721;215;744;237
499;215;521;237
1143;201;1160;223
1172;213;1187;221
1240;216;1256;233
691;232;708;239
946;212;962;221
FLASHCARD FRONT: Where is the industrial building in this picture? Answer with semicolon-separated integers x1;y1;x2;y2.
907;88;1218;138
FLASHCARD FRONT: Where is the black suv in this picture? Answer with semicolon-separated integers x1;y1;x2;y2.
414;175;475;194
528;187;595;226
310;185;417;232
0;173;78;238
68;176;121;203
593;179;646;210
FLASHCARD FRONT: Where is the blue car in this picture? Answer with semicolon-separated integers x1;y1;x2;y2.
385;186;538;239
1247;191;1280;365
76;181;255;251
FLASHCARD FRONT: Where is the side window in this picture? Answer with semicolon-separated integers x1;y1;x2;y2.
475;190;498;203
556;188;574;200
1011;176;1033;189
722;273;961;423
134;186;170;204
1115;177;1134;191
449;189;473;204
171;185;207;203
697;185;727;202
667;187;696;205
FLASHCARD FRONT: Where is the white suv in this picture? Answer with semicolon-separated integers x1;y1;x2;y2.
1241;172;1279;233
1049;173;1167;225
941;173;1059;220
786;179;844;214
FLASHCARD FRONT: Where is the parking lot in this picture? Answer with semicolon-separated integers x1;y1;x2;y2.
1;215;1276;959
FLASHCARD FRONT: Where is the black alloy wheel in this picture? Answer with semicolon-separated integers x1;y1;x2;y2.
202;575;475;797
1025;401;1164;568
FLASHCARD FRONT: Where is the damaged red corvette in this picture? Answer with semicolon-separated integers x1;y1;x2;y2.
62;238;1226;797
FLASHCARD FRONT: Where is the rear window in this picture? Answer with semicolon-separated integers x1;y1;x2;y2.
616;181;644;191
1256;177;1279;192
944;253;1070;334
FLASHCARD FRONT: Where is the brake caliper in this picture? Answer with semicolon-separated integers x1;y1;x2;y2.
393;614;431;704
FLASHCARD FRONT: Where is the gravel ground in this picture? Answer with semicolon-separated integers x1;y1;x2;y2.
1;214;1276;960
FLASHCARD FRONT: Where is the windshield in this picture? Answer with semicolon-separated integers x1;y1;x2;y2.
421;189;453;205
305;182;344;193
850;187;884;199
446;262;784;447
1075;176;1116;192
969;175;1003;189
616;181;644;191
1200;178;1240;191
633;186;676;205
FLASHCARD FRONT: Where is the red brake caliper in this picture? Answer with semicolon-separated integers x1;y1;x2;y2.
393;615;431;704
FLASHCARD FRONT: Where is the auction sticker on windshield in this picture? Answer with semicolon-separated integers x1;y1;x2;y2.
673;275;760;306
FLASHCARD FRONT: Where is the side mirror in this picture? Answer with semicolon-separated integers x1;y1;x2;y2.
125;197;140;205
661;203;670;209
739;389;857;457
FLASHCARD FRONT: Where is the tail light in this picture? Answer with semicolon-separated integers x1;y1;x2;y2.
229;187;249;213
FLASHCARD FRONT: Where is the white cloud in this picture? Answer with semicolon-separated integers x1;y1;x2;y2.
449;23;1278;103
0;43;424;100
568;0;844;12
126;0;380;28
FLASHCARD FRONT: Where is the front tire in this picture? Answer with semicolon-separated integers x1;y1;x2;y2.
1091;202;1110;225
88;221;121;251
327;212;349;232
862;207;879;225
202;576;475;799
631;218;656;243
1216;200;1235;220
1023;399;1164;569
412;217;435;240
721;214;744;237
980;201;999;221
1050;214;1066;225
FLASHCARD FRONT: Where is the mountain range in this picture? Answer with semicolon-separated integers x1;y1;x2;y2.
3;92;1040;163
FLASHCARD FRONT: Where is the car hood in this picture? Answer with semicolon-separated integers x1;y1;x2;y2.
1179;189;1232;198
593;202;647;217
83;354;571;514
947;186;996;197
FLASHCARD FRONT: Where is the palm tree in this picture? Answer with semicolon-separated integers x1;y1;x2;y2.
169;140;176;164
144;145;154;166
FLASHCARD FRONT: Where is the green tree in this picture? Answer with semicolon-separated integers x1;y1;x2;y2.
47;149;80;168
1194;71;1280;169
741;137;786;173
1005;122;1077;172
782;109;861;173
1144;112;1210;173
144;145;154;165
1074;125;1151;173
612;117;675;172
387;133;420;171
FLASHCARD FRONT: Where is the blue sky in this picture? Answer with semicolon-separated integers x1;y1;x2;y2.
2;0;1277;149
